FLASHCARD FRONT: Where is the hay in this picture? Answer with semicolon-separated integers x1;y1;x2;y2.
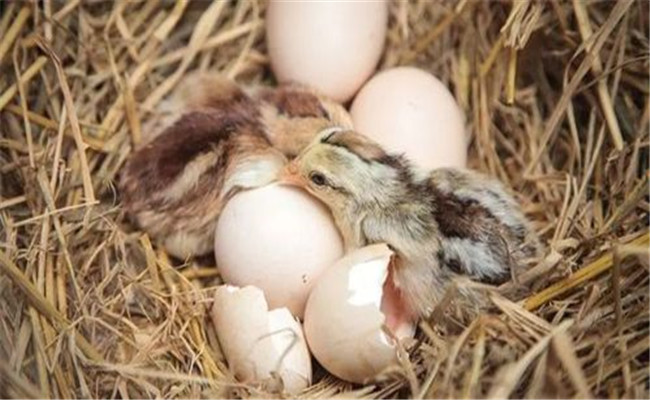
0;0;648;398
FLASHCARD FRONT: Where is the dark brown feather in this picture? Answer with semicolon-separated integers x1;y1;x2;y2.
120;109;266;209
258;86;329;119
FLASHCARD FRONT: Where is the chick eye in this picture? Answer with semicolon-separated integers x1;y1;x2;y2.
309;172;327;187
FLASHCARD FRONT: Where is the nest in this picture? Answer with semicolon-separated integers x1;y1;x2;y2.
0;1;648;398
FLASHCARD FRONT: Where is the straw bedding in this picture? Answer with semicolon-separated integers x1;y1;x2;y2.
0;0;648;398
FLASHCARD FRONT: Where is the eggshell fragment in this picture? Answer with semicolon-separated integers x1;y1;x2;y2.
266;0;389;102
211;285;312;394
303;244;415;384
214;183;343;318
350;66;467;169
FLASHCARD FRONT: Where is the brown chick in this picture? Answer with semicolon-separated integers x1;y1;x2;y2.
279;128;541;317
120;75;352;259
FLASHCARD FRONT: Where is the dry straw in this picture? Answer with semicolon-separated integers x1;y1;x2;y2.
0;1;648;398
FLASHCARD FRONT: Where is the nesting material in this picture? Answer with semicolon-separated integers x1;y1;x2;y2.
0;1;648;399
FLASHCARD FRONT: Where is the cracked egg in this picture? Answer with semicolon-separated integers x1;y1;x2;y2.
303;244;415;384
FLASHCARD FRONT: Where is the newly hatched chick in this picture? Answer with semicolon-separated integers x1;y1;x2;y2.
280;128;540;317
120;75;352;259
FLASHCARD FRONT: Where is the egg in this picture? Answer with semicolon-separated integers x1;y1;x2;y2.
303;244;415;384
211;285;312;394
214;183;343;318
266;0;388;102
350;66;467;169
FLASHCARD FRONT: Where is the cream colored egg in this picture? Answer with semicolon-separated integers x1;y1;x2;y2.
303;244;415;384
266;0;388;102
214;183;343;318
350;66;467;169
211;285;312;394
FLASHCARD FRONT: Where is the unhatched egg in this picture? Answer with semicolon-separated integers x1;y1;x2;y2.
303;244;415;384
211;285;311;394
350;66;467;169
266;0;388;102
214;183;343;318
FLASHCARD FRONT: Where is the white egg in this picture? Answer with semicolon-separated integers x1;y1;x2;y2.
211;285;312;394
303;244;415;384
214;183;343;318
266;0;389;102
350;66;467;169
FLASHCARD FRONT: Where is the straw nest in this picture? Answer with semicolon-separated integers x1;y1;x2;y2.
0;1;648;398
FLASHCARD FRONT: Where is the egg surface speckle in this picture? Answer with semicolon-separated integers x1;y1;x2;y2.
266;0;388;102
214;183;343;318
351;66;467;169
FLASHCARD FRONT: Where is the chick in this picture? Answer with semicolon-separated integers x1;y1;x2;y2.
120;75;352;259
279;128;540;317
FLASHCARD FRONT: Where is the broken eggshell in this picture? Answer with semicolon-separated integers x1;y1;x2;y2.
211;285;312;394
303;244;415;384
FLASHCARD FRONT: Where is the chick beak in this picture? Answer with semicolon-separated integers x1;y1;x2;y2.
278;161;307;187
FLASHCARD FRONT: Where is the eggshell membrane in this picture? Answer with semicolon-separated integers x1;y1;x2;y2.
350;66;467;169
211;285;312;394
303;244;415;384
214;183;343;318
266;0;389;102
